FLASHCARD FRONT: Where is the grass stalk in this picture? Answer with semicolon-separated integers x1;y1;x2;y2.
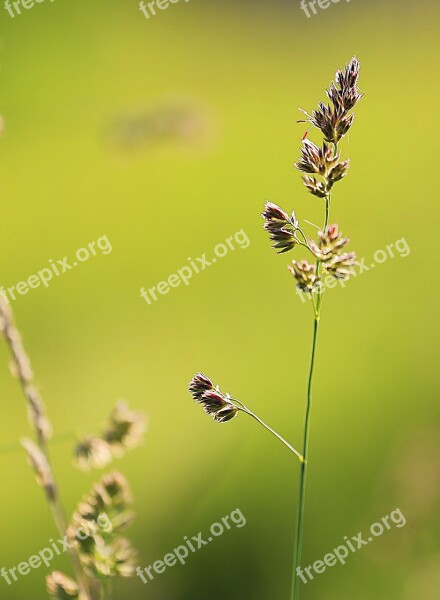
0;298;94;600
189;57;362;600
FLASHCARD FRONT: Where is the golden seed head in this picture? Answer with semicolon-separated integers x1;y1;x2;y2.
288;260;319;293
46;572;80;599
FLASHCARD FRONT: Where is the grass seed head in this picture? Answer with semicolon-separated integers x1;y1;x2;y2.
46;571;80;599
75;437;113;471
288;260;319;293
103;401;146;456
189;375;239;423
300;57;362;144
188;372;214;402
310;224;350;261
262;201;300;254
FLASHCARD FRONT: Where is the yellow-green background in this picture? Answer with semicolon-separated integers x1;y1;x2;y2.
1;0;439;598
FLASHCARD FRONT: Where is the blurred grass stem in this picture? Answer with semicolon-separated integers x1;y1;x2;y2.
0;299;94;600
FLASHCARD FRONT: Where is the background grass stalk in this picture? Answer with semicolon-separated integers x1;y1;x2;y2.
0;298;94;600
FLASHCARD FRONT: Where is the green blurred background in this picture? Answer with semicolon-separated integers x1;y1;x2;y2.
1;0;439;598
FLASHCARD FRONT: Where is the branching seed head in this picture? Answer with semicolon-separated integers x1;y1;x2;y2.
69;472;137;579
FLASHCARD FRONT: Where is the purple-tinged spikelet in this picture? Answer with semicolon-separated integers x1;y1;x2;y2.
189;372;214;402
299;57;362;145
296;140;350;198
189;375;238;423
327;57;362;112
302;176;328;198
262;201;300;254
200;389;238;423
295;139;339;176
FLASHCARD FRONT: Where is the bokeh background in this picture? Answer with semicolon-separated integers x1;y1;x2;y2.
1;0;439;598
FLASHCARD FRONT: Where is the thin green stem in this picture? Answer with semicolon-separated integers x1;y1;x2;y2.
237;407;304;463
309;291;318;319
325;192;331;228
291;317;319;600
294;228;310;247
291;143;336;599
315;194;330;314
298;241;315;257
295;228;317;259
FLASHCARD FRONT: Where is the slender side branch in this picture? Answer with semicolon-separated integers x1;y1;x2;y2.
188;374;303;461
237;405;304;462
